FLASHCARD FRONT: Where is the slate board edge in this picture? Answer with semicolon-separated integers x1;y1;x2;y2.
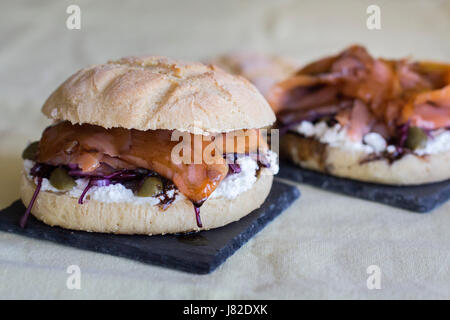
207;187;301;274
0;182;301;275
278;160;450;213
0;205;212;274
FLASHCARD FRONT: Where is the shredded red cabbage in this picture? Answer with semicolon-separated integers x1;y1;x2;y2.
78;179;93;204
397;122;410;150
228;163;241;174
20;163;53;228
91;179;111;187
278;110;343;135
23;153;248;229
20;176;42;228
78;178;113;204
194;205;203;228
226;152;271;174
67;163;79;170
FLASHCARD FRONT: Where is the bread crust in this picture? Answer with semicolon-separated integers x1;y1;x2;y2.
20;169;273;235
42;56;275;134
210;53;298;96
281;133;450;185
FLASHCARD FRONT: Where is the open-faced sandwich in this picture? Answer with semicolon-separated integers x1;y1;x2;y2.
269;45;450;185
20;56;278;235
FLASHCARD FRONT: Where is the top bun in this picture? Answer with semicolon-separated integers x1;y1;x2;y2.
42;56;275;134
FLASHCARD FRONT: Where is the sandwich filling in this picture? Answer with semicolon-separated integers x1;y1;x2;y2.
21;121;278;228
269;45;450;160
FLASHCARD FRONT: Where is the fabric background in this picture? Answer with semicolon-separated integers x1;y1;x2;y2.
0;0;449;299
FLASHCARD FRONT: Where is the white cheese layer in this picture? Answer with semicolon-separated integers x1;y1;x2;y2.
24;160;164;205
293;121;384;153
414;129;450;156
211;150;278;200
24;150;278;203
292;121;450;156
210;157;257;200
265;149;280;175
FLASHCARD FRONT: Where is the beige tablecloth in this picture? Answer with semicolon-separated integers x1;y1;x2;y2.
0;0;449;299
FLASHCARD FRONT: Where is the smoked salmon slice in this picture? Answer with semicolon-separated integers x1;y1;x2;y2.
270;45;450;141
37;121;266;203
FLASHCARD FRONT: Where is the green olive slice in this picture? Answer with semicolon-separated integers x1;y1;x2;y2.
22;141;39;161
49;167;76;191
405;127;428;150
137;176;163;197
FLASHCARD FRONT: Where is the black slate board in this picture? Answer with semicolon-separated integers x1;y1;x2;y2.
278;160;450;213
0;180;300;274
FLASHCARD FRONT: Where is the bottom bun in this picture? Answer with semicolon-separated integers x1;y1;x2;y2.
281;133;450;185
20;169;273;235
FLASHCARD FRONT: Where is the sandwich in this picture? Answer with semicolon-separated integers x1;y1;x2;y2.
210;52;298;98
20;56;279;235
268;45;450;185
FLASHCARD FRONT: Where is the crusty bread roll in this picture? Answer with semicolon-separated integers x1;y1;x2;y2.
281;133;450;185
210;52;298;97
22;55;277;235
42;56;275;134
21;169;273;235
